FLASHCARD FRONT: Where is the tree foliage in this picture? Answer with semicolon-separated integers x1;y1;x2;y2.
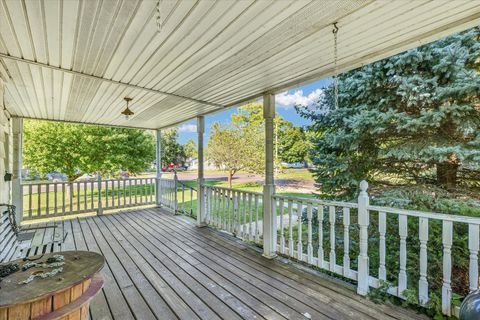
24;120;155;181
159;129;186;166
183;139;197;160
208;103;309;186
207;122;250;187
278;125;309;164
299;27;480;196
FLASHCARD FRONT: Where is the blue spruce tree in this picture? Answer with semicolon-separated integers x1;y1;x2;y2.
299;27;480;197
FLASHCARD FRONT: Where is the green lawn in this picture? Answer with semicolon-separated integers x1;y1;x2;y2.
275;169;314;180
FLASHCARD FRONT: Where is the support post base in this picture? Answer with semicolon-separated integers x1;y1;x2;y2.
262;252;277;260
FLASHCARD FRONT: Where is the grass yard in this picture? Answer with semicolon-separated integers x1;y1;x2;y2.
275;169;314;181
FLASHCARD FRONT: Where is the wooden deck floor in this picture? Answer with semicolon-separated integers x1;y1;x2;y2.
24;208;427;320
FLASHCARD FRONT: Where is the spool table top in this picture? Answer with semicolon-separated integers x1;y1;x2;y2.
0;251;105;308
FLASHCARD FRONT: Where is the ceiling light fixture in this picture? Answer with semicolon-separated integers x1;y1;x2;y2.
156;0;162;33
121;97;134;120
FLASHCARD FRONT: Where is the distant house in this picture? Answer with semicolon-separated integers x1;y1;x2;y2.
185;158;216;170
185;157;198;170
280;162;307;169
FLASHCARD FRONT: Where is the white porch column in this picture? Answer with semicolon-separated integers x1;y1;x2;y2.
155;129;162;207
197;116;206;227
263;93;277;259
12;117;23;224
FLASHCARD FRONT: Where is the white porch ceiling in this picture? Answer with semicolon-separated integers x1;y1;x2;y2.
0;0;479;129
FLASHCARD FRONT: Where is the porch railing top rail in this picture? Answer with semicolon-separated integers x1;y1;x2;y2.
273;194;358;209
22;177;152;185
203;184;263;196
367;204;480;224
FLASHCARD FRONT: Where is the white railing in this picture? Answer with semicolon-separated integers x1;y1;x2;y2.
177;180;197;216
158;178;177;211
203;185;263;245
273;181;479;317
272;194;359;280
366;205;480;316
158;177;197;216
23;174;477;316
22;177;156;220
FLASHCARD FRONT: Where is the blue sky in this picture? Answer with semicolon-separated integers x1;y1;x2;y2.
176;78;331;144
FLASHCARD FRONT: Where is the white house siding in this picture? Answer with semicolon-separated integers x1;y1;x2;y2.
0;79;12;204
0;78;13;257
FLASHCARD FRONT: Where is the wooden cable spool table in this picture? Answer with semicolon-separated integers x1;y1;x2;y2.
0;251;104;320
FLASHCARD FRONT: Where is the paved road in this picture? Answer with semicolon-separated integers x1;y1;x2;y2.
165;170;316;190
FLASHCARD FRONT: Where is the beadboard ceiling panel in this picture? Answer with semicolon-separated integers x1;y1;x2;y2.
0;0;479;129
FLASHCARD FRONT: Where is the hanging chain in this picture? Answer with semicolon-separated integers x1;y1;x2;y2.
156;0;162;33
333;22;339;110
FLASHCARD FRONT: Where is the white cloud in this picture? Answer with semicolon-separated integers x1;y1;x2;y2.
276;89;323;108
178;124;197;133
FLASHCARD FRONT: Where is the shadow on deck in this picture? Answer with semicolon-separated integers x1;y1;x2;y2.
21;208;428;320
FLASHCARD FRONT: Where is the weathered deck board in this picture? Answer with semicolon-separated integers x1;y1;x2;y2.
24;208;428;320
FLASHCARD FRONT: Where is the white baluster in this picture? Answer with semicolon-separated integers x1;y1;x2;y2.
254;194;259;243
297;202;303;261
243;192;248;240
215;189;219;227
223;189;227;230
39;184;42;216
329;206;336;272
28;184;33;218
442;220;453;316
227;189;232;232
238;192;243;237
307;203;313;264
378;211;387;281
208;188;213;224
398;214;408;296
54;183;58;214
271;196;277;245
62;183;66;215
469;224;479;292
76;182;81;212
343;207;350;277
220;189;224;228
221;189;226;230
248;193;253;241
419;217;429;305
234;191;239;236
288;200;294;257
279;198;285;254
357;181;370;295
232;191;237;235
318;205;324;269
45;183;49;215
210;189;215;227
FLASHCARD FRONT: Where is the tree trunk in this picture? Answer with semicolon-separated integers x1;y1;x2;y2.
437;153;459;189
228;171;234;188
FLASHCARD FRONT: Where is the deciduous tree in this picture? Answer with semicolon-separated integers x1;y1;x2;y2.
24;120;155;181
207;122;248;187
183;139;197;160
159;129;186;166
208;103;309;186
